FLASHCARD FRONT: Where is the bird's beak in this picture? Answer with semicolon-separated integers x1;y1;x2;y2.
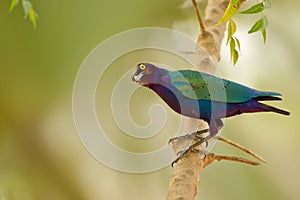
132;71;144;82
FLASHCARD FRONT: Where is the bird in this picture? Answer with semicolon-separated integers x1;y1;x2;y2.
132;63;290;161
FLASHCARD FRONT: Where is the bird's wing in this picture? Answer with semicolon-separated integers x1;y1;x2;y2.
170;70;275;103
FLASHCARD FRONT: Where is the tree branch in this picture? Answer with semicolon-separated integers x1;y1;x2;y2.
203;153;261;167
167;1;247;199
191;0;206;34
195;0;229;73
215;136;266;163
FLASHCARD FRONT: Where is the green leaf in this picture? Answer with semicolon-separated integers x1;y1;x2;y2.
261;28;267;43
262;15;268;29
226;26;231;45
226;19;236;45
216;0;239;25
240;2;264;14
234;36;241;51
248;15;268;42
248;18;264;34
9;0;19;12
22;1;38;28
29;6;38;28
22;0;31;19
230;37;235;54
229;38;235;64
229;38;239;64
232;49;239;65
229;19;236;35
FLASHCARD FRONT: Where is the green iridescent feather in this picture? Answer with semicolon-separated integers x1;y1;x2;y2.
169;70;281;103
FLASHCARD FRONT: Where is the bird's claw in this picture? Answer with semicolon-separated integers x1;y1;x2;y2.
168;134;192;144
195;135;209;147
168;129;209;144
171;147;208;167
171;150;189;167
171;135;212;167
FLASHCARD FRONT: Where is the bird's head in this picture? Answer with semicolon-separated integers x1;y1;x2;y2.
132;63;166;86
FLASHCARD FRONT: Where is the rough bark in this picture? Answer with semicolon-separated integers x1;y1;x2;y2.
167;1;230;199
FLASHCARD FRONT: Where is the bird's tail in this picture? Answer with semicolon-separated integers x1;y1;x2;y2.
238;100;290;116
254;96;282;101
250;91;290;115
253;91;283;101
256;102;290;116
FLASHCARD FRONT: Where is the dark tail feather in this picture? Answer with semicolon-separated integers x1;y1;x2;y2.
258;102;290;116
254;96;282;101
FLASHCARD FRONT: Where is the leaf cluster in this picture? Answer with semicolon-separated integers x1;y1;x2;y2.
217;0;271;65
241;1;269;43
226;19;240;65
9;0;38;29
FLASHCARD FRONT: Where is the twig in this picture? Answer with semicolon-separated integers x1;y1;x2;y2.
203;153;261;168
191;0;206;33
215;136;266;163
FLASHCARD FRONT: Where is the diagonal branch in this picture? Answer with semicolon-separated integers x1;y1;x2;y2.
216;136;266;163
203;153;261;167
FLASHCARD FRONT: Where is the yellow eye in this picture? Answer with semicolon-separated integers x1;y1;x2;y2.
139;64;146;70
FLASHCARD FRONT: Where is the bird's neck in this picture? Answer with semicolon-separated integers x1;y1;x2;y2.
146;72;182;114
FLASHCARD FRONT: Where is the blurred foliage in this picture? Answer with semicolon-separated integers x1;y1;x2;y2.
0;0;300;200
9;0;38;28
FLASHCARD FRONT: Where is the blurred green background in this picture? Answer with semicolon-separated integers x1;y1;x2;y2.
1;0;299;199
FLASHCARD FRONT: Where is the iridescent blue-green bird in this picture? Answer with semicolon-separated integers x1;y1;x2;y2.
132;63;290;137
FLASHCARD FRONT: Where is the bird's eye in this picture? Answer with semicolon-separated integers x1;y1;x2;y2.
139;64;146;70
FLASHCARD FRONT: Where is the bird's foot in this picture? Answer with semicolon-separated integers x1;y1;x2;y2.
171;134;214;167
168;129;209;144
171;148;207;167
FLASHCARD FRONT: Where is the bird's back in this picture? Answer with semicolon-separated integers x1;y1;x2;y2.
169;69;282;103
